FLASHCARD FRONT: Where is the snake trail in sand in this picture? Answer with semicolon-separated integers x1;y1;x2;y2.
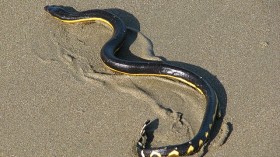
44;5;219;157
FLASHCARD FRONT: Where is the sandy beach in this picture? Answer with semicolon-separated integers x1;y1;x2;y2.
1;1;279;156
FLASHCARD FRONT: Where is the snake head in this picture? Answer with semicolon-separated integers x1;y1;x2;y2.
44;5;78;20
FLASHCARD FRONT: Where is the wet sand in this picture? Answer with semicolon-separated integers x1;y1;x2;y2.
0;1;279;156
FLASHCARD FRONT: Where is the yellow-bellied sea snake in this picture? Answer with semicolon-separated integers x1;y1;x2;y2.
44;5;219;157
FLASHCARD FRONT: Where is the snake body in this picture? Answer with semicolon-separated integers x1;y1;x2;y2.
44;5;219;157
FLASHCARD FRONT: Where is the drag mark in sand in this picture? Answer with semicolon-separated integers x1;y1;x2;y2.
39;17;230;156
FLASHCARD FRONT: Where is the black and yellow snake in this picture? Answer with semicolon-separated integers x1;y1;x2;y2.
44;5;219;157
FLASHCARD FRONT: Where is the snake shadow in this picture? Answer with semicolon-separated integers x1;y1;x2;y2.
106;8;232;156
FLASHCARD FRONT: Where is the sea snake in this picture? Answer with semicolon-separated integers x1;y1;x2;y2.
44;5;219;157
